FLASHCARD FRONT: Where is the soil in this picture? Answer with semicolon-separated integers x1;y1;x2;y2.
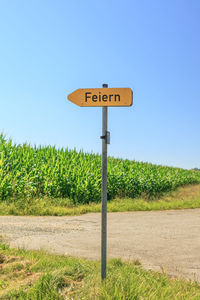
1;209;200;281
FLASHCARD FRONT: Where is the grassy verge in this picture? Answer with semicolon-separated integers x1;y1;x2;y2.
0;240;200;299
0;184;200;216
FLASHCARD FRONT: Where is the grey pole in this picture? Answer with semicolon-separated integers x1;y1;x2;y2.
101;83;108;280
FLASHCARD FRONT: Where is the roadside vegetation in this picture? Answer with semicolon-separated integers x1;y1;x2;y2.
0;184;200;216
1;134;200;206
1;239;200;299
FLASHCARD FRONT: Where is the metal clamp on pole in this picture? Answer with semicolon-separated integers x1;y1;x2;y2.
100;131;110;145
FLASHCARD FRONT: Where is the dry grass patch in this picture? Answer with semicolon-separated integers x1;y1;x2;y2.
0;254;41;298
165;184;200;200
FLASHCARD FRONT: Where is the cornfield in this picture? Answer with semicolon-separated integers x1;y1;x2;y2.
0;134;200;203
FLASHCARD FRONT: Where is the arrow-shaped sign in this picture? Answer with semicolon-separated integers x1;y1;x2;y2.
67;88;133;107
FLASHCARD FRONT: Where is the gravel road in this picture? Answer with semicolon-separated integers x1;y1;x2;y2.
1;209;200;281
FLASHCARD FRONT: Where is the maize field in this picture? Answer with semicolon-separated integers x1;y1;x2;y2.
0;134;200;203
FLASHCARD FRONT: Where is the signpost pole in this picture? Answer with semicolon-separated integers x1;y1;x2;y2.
101;83;108;280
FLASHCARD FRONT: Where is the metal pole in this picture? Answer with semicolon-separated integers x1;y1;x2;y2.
101;83;108;280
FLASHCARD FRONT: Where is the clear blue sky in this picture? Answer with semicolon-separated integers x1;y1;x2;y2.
0;0;199;169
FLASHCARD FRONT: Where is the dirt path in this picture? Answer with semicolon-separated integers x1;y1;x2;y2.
1;209;200;281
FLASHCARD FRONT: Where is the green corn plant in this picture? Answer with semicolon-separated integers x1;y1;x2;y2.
0;133;200;203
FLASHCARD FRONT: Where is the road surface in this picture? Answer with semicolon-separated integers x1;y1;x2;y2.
1;209;200;281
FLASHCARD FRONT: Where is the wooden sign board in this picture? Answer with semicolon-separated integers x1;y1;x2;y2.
67;88;133;107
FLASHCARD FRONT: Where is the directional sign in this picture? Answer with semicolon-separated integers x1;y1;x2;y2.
67;88;133;107
67;84;133;281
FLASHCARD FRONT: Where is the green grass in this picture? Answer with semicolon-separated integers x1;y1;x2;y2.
1;134;200;204
0;184;200;216
0;240;200;299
